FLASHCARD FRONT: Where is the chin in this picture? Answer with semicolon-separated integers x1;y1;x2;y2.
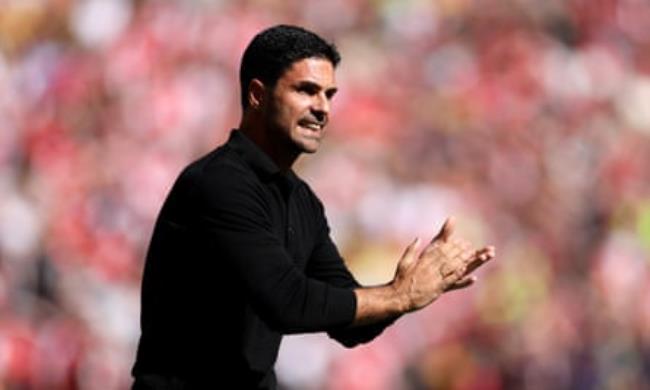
292;137;320;154
296;145;318;154
303;140;321;154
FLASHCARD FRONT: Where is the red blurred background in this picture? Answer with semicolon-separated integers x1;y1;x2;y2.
1;0;650;389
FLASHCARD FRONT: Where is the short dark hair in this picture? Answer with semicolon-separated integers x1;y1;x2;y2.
239;25;341;109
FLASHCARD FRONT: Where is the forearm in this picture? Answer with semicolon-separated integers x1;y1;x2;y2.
351;283;410;327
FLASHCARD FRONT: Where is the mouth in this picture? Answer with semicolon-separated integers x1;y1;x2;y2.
298;120;324;135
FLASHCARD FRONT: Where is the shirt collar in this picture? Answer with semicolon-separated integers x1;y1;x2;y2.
227;129;301;192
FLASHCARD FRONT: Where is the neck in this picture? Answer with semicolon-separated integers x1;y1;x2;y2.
238;112;300;172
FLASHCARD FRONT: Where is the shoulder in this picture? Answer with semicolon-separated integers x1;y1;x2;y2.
184;145;270;214
157;144;272;226
178;144;257;190
162;145;263;212
184;144;249;180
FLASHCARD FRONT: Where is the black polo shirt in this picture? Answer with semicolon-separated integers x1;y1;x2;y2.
132;129;394;389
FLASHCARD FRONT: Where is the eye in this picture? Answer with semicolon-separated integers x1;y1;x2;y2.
297;85;318;95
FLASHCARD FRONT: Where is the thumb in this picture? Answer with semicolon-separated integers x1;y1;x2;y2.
433;216;455;243
398;237;420;269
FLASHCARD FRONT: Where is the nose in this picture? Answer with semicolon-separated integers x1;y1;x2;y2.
311;93;330;122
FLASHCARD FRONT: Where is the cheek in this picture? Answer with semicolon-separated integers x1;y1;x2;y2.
284;95;309;117
267;100;291;125
269;92;308;126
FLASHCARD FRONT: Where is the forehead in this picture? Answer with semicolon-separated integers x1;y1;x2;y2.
278;57;336;87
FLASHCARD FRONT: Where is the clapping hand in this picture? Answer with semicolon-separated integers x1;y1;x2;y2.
392;217;495;313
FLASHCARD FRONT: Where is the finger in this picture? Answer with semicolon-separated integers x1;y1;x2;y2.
399;237;421;269
442;242;466;260
432;216;455;244
423;244;465;273
439;262;457;278
442;241;474;265
459;242;474;264
431;236;469;257
486;245;496;257
446;238;471;258
473;248;490;262
450;237;471;251
461;249;475;264
477;246;496;261
444;275;476;292
464;250;494;274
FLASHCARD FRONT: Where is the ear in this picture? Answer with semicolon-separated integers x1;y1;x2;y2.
247;79;266;110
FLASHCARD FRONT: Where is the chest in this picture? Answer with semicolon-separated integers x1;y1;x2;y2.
264;184;318;270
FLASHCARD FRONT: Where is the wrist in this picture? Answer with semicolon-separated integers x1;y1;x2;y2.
389;281;412;314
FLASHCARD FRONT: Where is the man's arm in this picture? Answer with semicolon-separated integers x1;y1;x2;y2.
304;217;399;347
198;164;493;336
306;197;494;345
195;165;358;334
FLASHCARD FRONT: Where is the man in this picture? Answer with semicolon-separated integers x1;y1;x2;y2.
131;25;495;389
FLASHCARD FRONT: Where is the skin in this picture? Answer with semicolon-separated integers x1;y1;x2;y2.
240;57;337;171
239;57;495;328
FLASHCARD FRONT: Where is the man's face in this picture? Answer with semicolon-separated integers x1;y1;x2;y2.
262;57;338;154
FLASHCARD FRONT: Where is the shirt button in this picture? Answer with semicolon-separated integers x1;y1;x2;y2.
288;227;294;235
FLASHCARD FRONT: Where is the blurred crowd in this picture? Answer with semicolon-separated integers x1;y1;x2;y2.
1;0;650;389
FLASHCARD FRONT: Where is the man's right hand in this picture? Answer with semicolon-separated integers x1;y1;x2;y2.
391;217;495;313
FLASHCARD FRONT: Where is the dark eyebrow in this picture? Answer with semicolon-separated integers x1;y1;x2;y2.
296;80;338;97
326;87;338;98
